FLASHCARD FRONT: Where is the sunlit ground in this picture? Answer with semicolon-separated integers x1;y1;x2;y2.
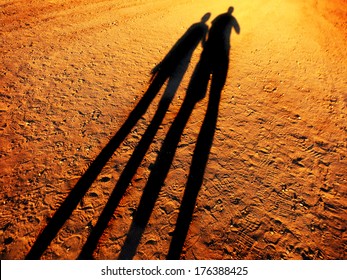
0;0;346;260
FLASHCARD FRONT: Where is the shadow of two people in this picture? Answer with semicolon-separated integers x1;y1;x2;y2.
118;7;241;260
25;7;240;261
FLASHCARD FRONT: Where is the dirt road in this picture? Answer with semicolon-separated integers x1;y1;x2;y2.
1;0;346;259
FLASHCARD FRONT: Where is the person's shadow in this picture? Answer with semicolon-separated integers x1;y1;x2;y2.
167;6;240;260
77;13;211;259
118;7;240;260
25;13;211;260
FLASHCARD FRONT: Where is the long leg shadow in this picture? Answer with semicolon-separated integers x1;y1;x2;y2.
167;7;240;260
77;77;179;259
25;68;167;260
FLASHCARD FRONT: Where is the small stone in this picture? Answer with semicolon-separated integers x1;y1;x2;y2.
264;231;281;244
263;84;277;93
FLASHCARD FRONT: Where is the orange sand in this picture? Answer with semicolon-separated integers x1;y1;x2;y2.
0;0;346;259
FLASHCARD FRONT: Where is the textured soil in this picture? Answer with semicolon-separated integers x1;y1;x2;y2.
1;0;346;260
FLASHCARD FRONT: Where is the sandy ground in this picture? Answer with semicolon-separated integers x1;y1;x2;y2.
1;0;346;260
